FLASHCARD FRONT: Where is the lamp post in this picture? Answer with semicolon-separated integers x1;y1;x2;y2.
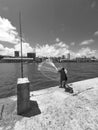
17;12;30;115
19;12;23;78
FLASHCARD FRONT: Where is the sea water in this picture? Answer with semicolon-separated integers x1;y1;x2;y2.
0;62;98;98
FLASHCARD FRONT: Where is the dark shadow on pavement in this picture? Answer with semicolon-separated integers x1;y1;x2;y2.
20;100;41;117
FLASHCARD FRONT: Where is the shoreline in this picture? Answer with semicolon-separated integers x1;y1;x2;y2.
0;60;98;63
0;77;98;130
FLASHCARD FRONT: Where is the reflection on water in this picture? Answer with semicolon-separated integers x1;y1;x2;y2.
0;62;98;98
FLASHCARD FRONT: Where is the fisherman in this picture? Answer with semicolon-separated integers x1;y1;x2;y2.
58;67;73;93
58;67;67;88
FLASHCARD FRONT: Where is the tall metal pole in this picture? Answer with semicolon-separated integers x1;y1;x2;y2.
19;12;23;78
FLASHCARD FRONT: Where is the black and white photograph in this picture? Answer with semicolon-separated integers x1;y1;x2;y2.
0;0;98;129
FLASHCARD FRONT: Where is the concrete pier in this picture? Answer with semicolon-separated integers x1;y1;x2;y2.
17;77;30;115
0;77;98;130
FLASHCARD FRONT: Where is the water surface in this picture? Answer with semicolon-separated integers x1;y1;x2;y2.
0;62;98;98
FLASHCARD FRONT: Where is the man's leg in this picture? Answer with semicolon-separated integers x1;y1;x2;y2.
62;81;66;88
63;80;70;91
59;80;63;88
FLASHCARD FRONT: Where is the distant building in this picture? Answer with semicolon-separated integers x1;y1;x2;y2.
67;53;70;60
14;51;19;57
27;52;36;60
76;57;91;62
0;55;3;60
62;55;66;59
1;57;33;63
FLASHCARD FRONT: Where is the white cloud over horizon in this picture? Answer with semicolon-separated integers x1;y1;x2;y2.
75;47;96;58
36;41;69;57
0;43;14;56
0;16;19;44
0;42;97;58
14;42;34;56
0;42;34;56
80;39;94;46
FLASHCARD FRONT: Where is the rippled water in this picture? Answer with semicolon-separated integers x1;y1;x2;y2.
0;62;98;98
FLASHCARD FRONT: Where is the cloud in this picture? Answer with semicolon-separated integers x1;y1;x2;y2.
91;1;96;8
0;42;97;59
36;41;69;57
76;47;96;58
56;38;60;42
0;43;14;56
2;7;9;11
80;39;94;45
94;31;98;36
0;41;70;57
0;17;69;57
0;17;97;59
3;39;69;57
0;44;4;51
0;42;34;56
70;42;75;46
54;42;69;49
0;16;19;44
14;43;34;56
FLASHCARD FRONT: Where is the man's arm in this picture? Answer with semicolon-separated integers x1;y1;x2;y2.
64;69;67;74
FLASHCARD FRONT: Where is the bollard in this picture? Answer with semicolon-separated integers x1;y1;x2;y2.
17;77;30;115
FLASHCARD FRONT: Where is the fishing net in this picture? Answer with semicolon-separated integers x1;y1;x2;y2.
38;59;60;81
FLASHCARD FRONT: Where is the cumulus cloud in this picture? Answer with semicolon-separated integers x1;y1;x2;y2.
2;7;9;11
70;42;75;46
0;44;4;51
80;39;94;45
14;42;34;56
56;38;60;42
0;42;97;58
0;17;70;57
36;41;69;57
54;41;69;49
0;42;34;56
76;47;96;58
0;17;97;58
36;44;57;57
91;1;96;8
0;43;14;56
94;31;98;36
0;16;19;44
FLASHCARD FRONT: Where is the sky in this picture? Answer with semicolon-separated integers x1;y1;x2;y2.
0;0;98;58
